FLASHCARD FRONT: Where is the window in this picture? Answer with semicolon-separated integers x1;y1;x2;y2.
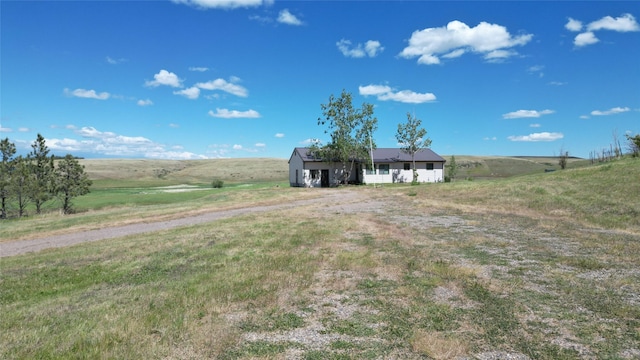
365;164;375;175
404;163;411;170
310;169;319;179
426;163;434;170
379;164;390;175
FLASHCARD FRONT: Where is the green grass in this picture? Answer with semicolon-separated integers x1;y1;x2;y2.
0;182;310;242
2;157;640;359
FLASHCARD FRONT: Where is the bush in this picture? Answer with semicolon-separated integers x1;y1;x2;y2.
211;179;224;188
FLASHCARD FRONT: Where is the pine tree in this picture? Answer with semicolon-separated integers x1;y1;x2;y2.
28;134;54;214
447;155;458;182
0;138;16;218
54;154;92;214
11;156;31;217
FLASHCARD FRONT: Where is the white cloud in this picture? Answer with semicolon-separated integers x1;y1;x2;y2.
300;138;321;145
442;48;466;59
587;13;639;32
278;9;303;25
48;125;209;159
106;56;127;65
255;142;266;147
189;66;209;72
249;14;273;24
483;136;497;141
337;39;384;58
508;132;564;142
145;151;207;160
0;127;12;132
591;107;630;116
484;49;517;62
565;18;583;32
399;20;533;65
275;133;285;138
571;14;639;47
359;84;436;104
174;86;201;99
106;56;128;65
364;40;384;57
64;88;111;100
137;99;153;106
574;31;599;47
548;81;567;86
208;108;261;118
46;138;87;152
530;123;541;128
502;109;555;119
196;78;248;97
233;144;243;150
527;65;544;77
18;127;30;132
145;70;183;88
172;0;265;9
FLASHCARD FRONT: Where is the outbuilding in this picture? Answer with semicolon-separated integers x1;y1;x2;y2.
288;147;446;187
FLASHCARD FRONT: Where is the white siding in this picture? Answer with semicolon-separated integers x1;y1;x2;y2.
289;154;350;187
362;162;444;184
288;151;305;187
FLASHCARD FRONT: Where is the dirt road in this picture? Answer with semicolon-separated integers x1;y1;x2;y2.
1;190;370;258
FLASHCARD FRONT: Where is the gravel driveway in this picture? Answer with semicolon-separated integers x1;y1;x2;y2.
1;189;365;258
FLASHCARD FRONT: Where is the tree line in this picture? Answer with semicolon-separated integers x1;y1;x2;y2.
0;134;92;218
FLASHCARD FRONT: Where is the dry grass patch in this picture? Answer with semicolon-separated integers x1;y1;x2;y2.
411;328;469;359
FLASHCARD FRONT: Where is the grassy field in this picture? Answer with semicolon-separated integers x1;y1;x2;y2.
442;155;588;180
1;157;639;359
81;158;290;187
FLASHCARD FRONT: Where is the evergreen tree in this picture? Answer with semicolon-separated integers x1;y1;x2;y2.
28;134;54;214
54;154;92;214
11;156;31;217
447;155;458;182
627;134;640;157
0;138;16;219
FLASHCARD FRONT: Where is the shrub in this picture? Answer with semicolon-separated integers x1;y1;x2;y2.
211;179;224;188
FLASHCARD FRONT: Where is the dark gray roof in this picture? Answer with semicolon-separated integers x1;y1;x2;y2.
292;147;445;163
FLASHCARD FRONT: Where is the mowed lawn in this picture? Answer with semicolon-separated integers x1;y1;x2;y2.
1;158;639;359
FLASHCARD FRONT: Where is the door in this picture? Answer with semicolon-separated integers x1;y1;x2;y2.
321;169;329;187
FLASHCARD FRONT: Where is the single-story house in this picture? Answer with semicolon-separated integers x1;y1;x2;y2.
288;147;446;187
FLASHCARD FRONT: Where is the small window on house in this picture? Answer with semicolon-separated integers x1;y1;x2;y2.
365;164;375;175
310;169;319;179
404;163;411;170
379;164;390;175
426;163;434;170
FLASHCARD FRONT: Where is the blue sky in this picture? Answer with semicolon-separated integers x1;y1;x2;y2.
2;1;639;159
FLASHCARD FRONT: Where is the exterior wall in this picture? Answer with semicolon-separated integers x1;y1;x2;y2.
289;157;350;187
288;151;305;187
290;152;444;187
362;162;444;184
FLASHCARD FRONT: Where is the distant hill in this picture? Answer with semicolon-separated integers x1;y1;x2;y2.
441;155;589;180
80;158;289;187
80;155;594;186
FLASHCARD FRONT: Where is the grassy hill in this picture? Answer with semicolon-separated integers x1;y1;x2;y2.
443;155;588;179
80;155;590;188
80;158;289;187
